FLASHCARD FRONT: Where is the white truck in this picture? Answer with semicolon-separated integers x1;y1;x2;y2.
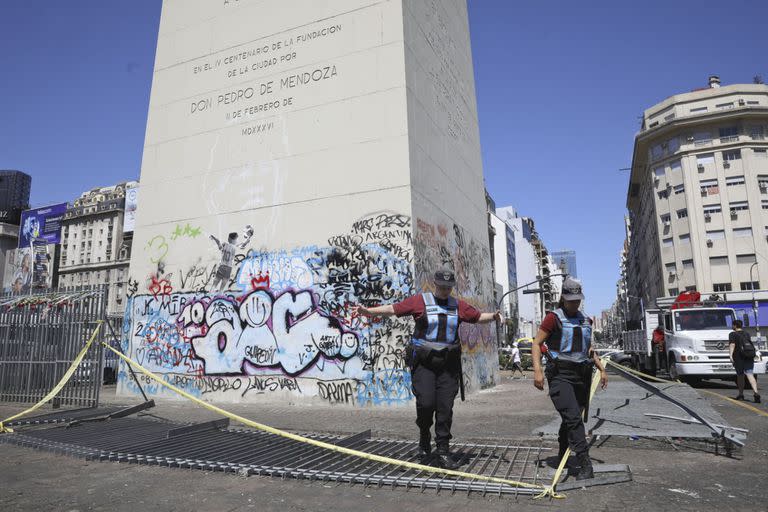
623;304;767;383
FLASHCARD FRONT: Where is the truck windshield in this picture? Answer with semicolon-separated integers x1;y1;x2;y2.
674;310;734;331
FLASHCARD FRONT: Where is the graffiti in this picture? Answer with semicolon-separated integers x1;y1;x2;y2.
178;262;218;291
317;380;355;404
148;274;173;299
177;288;359;376
170;223;203;240
145;235;169;264
126;278;139;298
121;211;496;405
210;224;254;291
356;369;413;406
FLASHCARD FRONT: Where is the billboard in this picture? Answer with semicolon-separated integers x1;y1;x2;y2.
18;203;67;248
123;185;138;233
3;243;58;293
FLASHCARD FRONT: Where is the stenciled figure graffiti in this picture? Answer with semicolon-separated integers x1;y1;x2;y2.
209;226;253;291
353;268;500;469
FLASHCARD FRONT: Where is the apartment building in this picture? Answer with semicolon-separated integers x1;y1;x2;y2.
58;181;137;315
626;77;768;314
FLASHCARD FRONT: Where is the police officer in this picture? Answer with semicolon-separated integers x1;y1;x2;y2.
354;268;500;469
531;277;607;480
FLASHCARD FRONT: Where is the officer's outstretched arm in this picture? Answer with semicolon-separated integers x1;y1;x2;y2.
592;350;608;389
353;305;396;318
531;329;548;390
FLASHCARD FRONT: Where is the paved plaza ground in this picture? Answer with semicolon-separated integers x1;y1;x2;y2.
1;369;766;511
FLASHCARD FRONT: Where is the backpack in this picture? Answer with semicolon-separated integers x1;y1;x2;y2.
738;331;757;359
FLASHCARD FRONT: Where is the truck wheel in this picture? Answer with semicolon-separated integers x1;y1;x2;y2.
668;355;679;380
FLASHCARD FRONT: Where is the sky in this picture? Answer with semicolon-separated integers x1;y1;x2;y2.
1;0;766;315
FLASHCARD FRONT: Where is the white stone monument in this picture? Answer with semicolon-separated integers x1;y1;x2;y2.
120;0;498;405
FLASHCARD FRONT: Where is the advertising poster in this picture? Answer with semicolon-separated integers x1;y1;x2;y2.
18;202;67;248
3;243;58;294
123;185;138;233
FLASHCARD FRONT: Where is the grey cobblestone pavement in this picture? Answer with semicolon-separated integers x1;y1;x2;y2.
1;370;767;511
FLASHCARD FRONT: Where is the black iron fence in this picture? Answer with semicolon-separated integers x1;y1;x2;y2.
0;286;108;407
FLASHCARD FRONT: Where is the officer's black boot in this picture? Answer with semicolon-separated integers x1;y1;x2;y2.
434;445;459;470
574;451;594;480
418;431;432;463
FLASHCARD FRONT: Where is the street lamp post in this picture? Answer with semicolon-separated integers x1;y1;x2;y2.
495;273;567;343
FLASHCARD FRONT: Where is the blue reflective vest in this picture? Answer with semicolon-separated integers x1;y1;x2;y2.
547;308;592;363
411;293;460;350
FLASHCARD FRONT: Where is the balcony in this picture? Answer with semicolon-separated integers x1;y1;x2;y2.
719;135;739;143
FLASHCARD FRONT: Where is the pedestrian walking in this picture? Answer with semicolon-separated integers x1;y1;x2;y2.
729;319;760;403
531;277;607;480
510;342;524;378
353;268;500;469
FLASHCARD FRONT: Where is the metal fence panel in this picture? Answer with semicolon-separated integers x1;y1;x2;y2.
0;286;107;407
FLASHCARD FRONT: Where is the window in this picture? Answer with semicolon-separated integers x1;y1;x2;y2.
703;204;722;215
696;152;715;164
690;106;708;113
694;133;712;146
756;149;768;159
685;285;697;291
710;256;729;265
677;209;688;219
713;283;732;292
747;100;760;105
673;184;685;195
750;126;765;140
700;178;719;195
654;166;666;177
679;234;691;244
658;190;669;199
725;176;745;186
722;149;741;161
668;137;680;153
763;200;768;210
706;230;726;240
651;144;664;160
665;263;676;273
719;126;739;142
729;201;749;212
740;281;760;291
734;227;753;238
662;237;674;247
670;160;682;172
660;214;671;224
716;102;734;110
682;259;694;269
669;288;679;297
758;175;768;188
736;254;757;265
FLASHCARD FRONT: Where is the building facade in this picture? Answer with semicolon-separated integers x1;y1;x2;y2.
58;182;137;316
490;211;519;340
0;170;31;225
496;206;548;338
626;78;768;319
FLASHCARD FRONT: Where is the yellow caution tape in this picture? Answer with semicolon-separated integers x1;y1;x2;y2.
606;359;768;418
534;357;607;499
697;389;768;418
101;342;549;495
605;359;682;384
0;322;103;433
